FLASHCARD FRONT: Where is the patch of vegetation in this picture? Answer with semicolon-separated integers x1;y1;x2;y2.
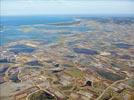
66;68;85;78
60;85;73;91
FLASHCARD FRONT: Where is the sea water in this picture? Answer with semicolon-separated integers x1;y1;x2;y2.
1;15;85;46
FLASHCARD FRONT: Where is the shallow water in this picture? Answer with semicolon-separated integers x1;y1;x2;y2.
73;48;98;55
114;43;133;49
9;44;36;54
8;67;21;83
0;59;10;63
97;70;125;81
26;60;43;66
0;66;9;75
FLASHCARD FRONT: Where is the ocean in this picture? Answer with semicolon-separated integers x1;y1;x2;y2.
0;16;83;46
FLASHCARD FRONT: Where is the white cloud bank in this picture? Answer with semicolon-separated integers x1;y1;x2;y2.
1;0;134;16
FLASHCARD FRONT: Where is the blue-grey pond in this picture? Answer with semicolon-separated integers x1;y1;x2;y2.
73;48;98;55
9;44;36;54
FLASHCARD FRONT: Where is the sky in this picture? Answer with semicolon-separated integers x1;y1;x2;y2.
1;0;134;16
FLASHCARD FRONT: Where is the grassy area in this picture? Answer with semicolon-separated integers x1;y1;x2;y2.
60;85;73;91
66;68;85;78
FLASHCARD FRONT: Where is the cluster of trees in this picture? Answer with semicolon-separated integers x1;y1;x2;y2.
29;90;55;100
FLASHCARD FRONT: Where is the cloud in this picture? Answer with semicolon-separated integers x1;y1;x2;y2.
1;0;134;16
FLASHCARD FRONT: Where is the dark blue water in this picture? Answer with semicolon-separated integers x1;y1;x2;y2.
1;16;75;26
